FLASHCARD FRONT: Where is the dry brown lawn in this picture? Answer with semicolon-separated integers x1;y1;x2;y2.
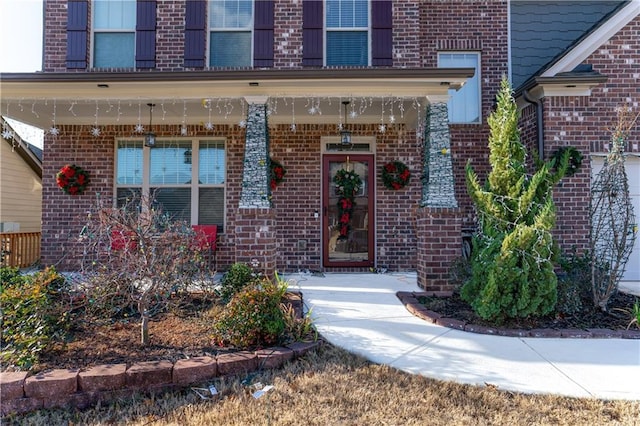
7;344;640;426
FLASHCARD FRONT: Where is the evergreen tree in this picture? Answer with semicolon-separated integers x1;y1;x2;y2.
461;78;568;322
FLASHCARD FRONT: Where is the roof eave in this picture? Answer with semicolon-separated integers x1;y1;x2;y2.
515;74;608;107
1;118;43;179
0;68;474;100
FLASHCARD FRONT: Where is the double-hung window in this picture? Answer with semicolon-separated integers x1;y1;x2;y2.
209;0;253;67
116;139;226;231
326;0;369;66
93;0;136;68
438;52;481;124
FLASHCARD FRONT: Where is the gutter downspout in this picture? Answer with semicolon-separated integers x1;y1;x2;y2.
523;89;544;161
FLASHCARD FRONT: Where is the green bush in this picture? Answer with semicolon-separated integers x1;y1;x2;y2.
556;251;591;316
219;262;257;303
212;279;288;348
448;256;472;292
462;78;565;322
0;267;71;369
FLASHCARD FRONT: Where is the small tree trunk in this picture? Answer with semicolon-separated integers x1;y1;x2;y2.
139;299;149;345
141;314;149;345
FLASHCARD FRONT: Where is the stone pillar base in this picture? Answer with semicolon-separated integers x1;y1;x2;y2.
416;207;462;294
234;208;277;276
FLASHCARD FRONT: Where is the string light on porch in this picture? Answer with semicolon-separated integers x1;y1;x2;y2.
29;100;40;120
305;97;323;116
340;100;352;145
202;98;214;131
1;122;13;141
49;99;59;136
238;99;247;128
388;97;396;124
413;98;424;143
2;103;14;141
135;101;145;133
180;100;188;136
91;100;101;137
378;97;387;134
144;103;156;147
116;100;122;122
290;98;296;132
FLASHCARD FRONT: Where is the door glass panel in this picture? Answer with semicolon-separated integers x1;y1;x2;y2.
327;159;369;263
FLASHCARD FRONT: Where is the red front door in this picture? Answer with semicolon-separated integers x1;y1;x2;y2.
322;154;375;267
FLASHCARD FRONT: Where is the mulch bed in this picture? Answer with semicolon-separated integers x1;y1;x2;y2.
404;290;640;338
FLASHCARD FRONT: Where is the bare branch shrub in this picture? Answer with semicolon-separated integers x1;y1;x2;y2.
590;107;638;311
75;192;214;345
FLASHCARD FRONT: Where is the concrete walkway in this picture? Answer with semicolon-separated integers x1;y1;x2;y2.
287;272;640;401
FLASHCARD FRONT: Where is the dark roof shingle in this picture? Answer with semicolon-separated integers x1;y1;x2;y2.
510;1;625;89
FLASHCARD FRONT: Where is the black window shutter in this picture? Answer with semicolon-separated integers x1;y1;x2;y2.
371;0;392;66
136;0;157;69
253;0;274;67
302;0;323;67
66;0;88;69
184;0;207;68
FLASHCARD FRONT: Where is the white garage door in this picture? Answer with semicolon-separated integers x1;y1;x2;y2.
592;155;639;284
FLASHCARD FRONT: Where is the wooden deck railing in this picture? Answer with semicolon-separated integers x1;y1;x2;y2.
1;232;41;268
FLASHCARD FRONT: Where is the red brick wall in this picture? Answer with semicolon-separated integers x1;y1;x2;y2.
392;0;422;68
416;208;461;294
420;1;509;229
42;122;423;272
273;1;303;68
43;0;72;72
42;123;248;269
38;0;510;274
156;1;186;71
270;123;421;272
540;16;640;255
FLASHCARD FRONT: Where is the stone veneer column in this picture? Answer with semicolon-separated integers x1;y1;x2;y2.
240;102;271;208
236;98;276;275
417;100;461;292
421;102;457;209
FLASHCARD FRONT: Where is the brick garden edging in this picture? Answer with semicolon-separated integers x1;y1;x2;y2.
1;291;321;416
397;292;640;339
0;340;322;416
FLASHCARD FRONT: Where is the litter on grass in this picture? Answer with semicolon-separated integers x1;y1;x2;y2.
252;385;275;399
191;385;219;400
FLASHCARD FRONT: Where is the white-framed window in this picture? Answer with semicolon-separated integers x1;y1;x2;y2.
438;52;481;124
115;139;227;231
209;0;253;67
325;0;370;66
93;0;136;68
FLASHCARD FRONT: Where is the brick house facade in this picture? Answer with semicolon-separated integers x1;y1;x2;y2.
1;1;638;290
514;2;640;282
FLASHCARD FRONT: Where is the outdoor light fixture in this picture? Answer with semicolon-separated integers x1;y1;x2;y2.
340;101;352;145
145;103;156;147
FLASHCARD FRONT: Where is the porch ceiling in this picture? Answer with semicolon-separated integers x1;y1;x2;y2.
0;68;473;129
